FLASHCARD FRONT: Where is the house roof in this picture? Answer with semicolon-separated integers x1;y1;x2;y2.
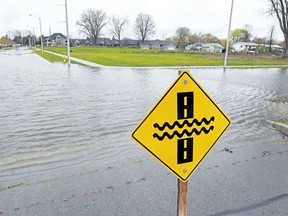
202;43;224;49
50;33;66;40
262;44;283;49
234;42;258;46
121;39;176;47
0;37;16;45
140;39;176;46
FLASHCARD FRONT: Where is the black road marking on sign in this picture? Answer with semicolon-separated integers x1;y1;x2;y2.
177;138;193;164
153;126;214;141
153;117;215;131
177;92;194;119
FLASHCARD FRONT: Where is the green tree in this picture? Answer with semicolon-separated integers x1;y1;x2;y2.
220;39;231;48
231;27;252;42
188;32;202;44
201;33;220;43
174;27;191;49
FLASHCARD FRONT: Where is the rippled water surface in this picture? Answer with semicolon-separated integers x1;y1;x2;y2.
1;48;288;183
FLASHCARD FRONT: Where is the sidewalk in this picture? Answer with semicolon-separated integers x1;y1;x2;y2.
44;50;105;68
1;138;287;216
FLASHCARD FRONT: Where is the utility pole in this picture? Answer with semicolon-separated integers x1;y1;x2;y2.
29;14;44;53
65;0;71;66
224;0;234;69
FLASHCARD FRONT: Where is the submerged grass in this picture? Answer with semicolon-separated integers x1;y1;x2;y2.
34;49;84;66
268;95;288;103
34;50;65;63
36;47;288;67
0;183;28;191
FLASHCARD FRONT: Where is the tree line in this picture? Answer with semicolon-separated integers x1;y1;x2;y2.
169;24;279;51
74;5;288;56
4;0;288;57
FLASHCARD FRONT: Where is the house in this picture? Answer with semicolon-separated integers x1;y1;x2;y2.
104;38;120;47
122;39;141;48
232;42;258;53
51;33;67;47
121;39;176;50
44;33;67;47
0;37;16;47
264;44;284;53
70;38;92;46
139;40;177;50
185;44;202;50
201;43;225;53
97;37;117;46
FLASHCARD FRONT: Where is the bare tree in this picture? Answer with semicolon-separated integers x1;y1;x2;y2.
269;0;288;56
134;13;156;42
244;24;253;41
110;16;128;46
76;9;109;45
6;30;21;40
268;25;275;52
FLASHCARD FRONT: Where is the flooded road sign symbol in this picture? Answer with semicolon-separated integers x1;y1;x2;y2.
131;71;231;182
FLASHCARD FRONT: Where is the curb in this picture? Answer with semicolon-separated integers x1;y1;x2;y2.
270;121;288;136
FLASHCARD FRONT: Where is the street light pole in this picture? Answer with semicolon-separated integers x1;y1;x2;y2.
65;0;71;66
224;0;234;69
29;14;44;54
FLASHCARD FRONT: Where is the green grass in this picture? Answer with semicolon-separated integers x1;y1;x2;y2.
276;119;288;125
268;96;288;103
34;49;66;63
37;47;288;67
34;49;84;66
0;183;27;191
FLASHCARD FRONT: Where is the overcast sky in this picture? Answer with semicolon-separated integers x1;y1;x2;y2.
0;0;283;41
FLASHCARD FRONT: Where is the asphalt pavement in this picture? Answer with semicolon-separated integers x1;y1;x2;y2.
0;135;287;216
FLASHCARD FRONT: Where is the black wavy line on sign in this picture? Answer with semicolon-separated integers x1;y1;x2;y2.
153;117;215;131
153;126;214;141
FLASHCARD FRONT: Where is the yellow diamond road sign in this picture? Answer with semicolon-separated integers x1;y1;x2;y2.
131;70;231;182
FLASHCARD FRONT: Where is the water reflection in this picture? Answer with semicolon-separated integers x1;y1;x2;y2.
0;48;287;183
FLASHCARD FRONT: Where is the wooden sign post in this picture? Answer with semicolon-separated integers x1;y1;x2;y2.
177;70;188;216
177;180;188;216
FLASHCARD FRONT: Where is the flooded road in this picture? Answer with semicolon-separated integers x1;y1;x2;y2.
0;48;288;185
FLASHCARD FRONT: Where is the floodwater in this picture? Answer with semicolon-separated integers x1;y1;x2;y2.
0;48;288;184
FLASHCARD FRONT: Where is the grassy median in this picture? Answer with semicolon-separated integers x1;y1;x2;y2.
34;49;84;65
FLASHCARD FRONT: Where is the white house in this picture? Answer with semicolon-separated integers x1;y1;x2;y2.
140;40;177;50
201;43;225;53
232;42;258;53
263;44;284;53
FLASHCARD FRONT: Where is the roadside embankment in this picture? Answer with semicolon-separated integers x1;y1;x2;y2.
272;121;288;136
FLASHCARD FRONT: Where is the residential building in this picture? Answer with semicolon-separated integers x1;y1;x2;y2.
232;42;258;53
201;43;225;53
43;33;67;47
121;39;176;50
0;37;16;47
